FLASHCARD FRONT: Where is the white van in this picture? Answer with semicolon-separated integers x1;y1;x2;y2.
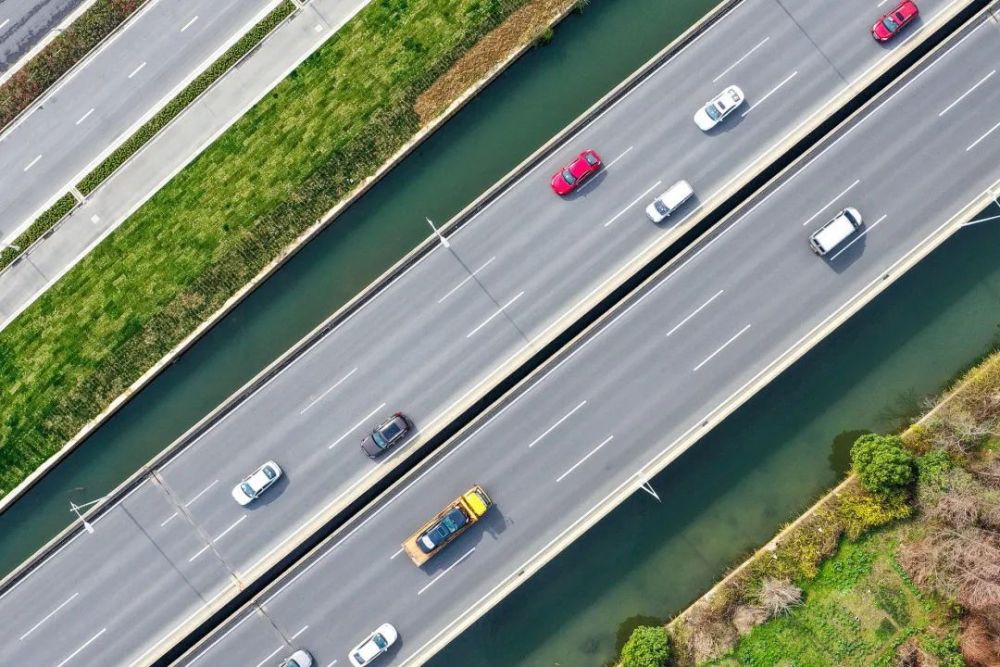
809;207;862;256
646;180;694;222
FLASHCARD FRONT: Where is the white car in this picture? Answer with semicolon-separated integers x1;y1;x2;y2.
693;85;744;131
280;650;313;667
645;180;694;222
348;623;398;666
231;460;282;506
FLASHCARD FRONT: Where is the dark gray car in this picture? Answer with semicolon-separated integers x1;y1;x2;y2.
361;413;410;458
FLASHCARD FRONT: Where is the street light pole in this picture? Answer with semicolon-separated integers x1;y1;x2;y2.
425;217;450;249
69;497;105;534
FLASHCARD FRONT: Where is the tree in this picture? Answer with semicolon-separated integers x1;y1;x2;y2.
851;433;915;496
620;625;671;667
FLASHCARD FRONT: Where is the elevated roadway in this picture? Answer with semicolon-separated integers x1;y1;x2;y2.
0;0;980;664
176;8;1000;665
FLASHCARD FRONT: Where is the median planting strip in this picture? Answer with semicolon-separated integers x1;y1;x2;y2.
0;0;149;132
0;1;296;274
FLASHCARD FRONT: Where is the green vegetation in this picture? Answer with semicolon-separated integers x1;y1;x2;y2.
77;0;297;194
851;433;915;497
663;351;1000;666
0;194;76;271
0;0;534;497
0;0;148;129
621;625;671;667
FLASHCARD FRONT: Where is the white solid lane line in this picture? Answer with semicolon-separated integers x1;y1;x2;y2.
127;61;146;79
438;256;496;304
185;479;219;506
19;592;79;640
300;367;359;414
666;289;724;336
830;213;888;260
291;625;309;639
966;118;1000;152
801;179;861;226
254;646;284;667
75;108;95;125
23;155;41;172
713;36;769;83
741;70;798;118
556;435;614;483
693;324;751;371
603;181;661;228
55;627;106;667
939;69;995;117
465;291;524;338
180;15;199;32
417;547;476;595
527;400;587;448
328;403;387;449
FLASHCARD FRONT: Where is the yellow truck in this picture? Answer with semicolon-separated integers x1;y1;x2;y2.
402;485;492;566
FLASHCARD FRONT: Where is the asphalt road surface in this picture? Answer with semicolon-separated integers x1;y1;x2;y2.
0;0;978;664
0;0;278;240
177;11;1000;667
0;0;86;72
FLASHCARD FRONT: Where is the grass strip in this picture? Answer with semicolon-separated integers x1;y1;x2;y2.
0;0;532;496
0;0;148;131
77;0;297;195
0;195;77;272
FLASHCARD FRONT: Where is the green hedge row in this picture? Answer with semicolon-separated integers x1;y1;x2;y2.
0;0;528;495
0;0;147;130
0;194;77;272
77;0;297;194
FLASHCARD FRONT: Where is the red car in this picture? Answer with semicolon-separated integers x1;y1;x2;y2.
872;1;919;41
550;149;602;195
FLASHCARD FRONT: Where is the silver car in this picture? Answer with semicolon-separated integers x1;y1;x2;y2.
694;85;745;131
280;649;313;667
231;460;282;506
348;623;398;666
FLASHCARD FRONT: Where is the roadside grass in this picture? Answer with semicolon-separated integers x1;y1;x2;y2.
0;0;534;496
0;0;147;130
709;530;958;667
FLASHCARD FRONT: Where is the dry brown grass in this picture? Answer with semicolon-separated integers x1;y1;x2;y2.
414;0;574;123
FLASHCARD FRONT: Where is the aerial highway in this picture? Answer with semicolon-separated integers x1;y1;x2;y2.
0;0;86;74
0;0;977;664
0;0;279;241
178;9;1000;665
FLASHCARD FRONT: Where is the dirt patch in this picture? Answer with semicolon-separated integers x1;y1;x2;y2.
414;0;577;123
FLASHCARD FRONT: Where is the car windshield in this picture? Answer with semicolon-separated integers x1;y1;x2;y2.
705;103;722;120
380;422;401;440
285;660;302;667
372;430;387;447
373;633;388;649
583;152;598;165
241;482;255;498
882;15;899;30
561;168;576;185
262;465;276;480
654;200;669;215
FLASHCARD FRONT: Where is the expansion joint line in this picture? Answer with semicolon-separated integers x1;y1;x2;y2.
256;601;295;647
772;0;848;84
149;471;244;588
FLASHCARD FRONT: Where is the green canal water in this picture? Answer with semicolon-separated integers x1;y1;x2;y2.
429;212;1000;667
0;0;719;577
0;2;997;666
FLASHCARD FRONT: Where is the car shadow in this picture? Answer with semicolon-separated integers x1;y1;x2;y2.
418;504;509;575
243;473;289;508
822;226;868;273
650;194;701;229
563;169;609;200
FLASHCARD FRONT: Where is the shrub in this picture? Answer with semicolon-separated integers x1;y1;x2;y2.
851;433;916;496
916;449;954;489
756;577;802;617
836;487;912;540
621;625;671;667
